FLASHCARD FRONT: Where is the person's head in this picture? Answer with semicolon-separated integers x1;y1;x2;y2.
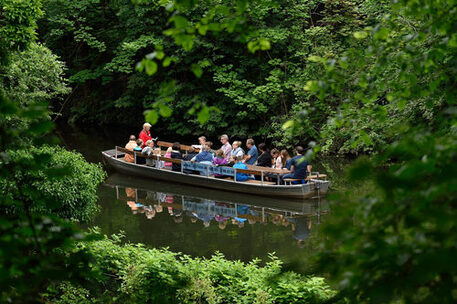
295;146;304;155
174;215;183;223
136;139;143;147
297;239;305;248
218;220;227;230
201;144;209;152
154;204;163;213
220;134;229;145
230;155;236;163
172;142;180;151
190;216;198;223
248;218;256;225
246;138;255;148
129;135;136;141
235;156;243;163
207;141;213;149
198;136;207;145
281;149;290;167
203;221;210;228
232;140;241;149
166;147;172;153
258;143;267;153
145;209;156;219
188;146;195;154
271;148;279;158
216;149;225;158
143;122;151;131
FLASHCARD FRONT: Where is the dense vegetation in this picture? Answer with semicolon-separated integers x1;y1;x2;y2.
36;0;391;153
45;232;334;303
1;0;456;303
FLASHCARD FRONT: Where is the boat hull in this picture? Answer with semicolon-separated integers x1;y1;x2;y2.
102;149;329;199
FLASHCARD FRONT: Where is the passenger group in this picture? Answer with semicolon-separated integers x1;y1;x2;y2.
123;123;312;183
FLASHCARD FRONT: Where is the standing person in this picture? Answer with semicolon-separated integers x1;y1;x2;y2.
124;135;136;163
220;134;232;160
256;143;272;167
281;146;312;181
230;141;245;158
244;138;258;165
139;123;152;147
170;142;182;172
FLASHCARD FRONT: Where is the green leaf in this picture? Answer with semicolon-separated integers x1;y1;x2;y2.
144;110;159;125
191;64;203;78
374;27;389;40
354;31;368;39
197;106;210;124
145;60;158;76
171;15;188;29
282;120;295;130
159;104;173;117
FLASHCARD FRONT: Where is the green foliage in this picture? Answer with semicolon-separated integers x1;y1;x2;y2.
38;0;378;147
0;0;43;65
294;0;457;302
1;42;71;106
47;232;335;303
1;145;106;222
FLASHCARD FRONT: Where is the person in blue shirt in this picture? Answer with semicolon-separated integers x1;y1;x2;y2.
233;156;252;181
244;138;258;165
192;144;214;164
281;146;312;182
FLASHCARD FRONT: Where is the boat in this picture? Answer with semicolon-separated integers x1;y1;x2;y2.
101;145;330;199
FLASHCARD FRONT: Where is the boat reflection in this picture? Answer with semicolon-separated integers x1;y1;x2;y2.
107;173;328;245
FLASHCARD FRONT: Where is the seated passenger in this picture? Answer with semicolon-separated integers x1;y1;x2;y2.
134;139;146;164
230;141;245;158
183;146;198;161
182;147;198;174
170;142;182;172
207;141;216;157
193;136;206;150
281;149;292;170
281;146;312;182
124;135;136;163
220;134;232;161
233;156;252;181
244;138;258;165
213;149;228;178
164;147;173;169
271;149;282;169
192;144;214;164
142;140;155;166
256;143;272;167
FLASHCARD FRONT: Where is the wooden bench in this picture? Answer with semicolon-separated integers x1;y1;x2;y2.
157;141;199;152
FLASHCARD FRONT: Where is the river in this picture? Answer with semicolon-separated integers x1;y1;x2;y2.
57;124;349;267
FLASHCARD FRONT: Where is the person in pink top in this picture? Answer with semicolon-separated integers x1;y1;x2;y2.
164;147;173;168
219;134;232;161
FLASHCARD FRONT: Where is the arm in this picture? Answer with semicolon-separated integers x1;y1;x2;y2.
307;165;312;173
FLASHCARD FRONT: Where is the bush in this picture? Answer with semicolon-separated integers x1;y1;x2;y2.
1;145;106;222
47;231;335;303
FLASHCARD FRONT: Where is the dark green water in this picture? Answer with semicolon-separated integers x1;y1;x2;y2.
58;125;348;264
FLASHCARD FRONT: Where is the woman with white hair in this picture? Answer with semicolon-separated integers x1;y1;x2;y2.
139;122;152;148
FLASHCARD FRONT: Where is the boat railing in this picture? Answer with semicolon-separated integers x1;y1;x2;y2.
114;146;275;185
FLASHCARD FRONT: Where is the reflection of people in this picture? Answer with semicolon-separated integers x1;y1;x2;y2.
125;188;138;214
288;217;312;248
144;205;156;219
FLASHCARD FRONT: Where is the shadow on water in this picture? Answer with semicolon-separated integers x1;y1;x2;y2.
85;173;329;265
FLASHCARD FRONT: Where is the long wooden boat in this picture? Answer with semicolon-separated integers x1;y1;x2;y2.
101;147;330;199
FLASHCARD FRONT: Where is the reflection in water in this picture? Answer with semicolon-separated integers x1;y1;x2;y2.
116;177;326;248
89;173;329;263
